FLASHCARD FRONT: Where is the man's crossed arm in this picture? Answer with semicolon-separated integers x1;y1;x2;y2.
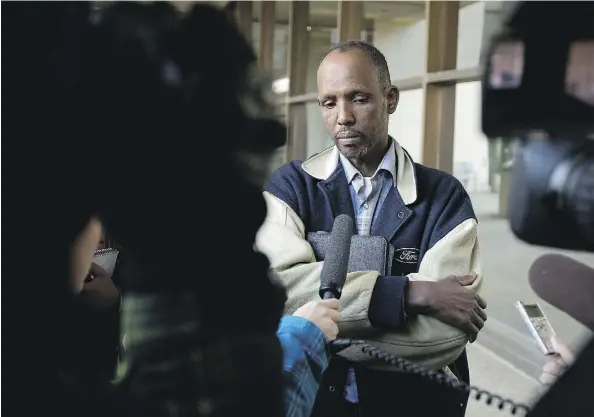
258;191;487;370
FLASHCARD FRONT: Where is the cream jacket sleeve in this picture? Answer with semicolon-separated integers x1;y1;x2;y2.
256;191;483;370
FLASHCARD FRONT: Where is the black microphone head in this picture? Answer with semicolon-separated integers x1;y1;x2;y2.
529;253;594;331
319;214;354;299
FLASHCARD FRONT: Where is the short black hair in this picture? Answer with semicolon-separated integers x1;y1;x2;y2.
321;40;392;88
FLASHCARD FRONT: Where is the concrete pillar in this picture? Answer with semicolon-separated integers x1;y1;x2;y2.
338;1;364;41
285;1;310;162
421;1;459;173
258;2;275;71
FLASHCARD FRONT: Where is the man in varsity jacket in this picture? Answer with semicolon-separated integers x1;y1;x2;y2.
256;40;488;417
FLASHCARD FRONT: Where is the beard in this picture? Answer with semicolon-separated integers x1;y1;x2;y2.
334;111;388;162
335;131;383;162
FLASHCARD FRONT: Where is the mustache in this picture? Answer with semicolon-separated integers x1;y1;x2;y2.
334;129;363;140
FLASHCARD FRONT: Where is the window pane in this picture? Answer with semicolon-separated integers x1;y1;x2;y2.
305;101;331;157
389;89;424;162
372;2;426;79
453;81;490;192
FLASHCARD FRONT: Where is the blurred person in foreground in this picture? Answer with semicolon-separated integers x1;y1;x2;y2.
4;2;335;417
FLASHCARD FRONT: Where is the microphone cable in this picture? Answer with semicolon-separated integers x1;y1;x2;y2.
330;339;532;415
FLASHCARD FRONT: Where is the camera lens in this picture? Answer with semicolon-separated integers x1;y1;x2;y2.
565;154;594;247
548;141;594;249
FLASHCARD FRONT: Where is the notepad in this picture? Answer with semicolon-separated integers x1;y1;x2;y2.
93;248;120;278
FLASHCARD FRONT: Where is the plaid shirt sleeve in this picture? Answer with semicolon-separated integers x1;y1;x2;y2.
277;315;329;417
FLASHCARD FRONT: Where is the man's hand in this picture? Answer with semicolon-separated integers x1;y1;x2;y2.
293;299;341;341
539;336;575;386
406;274;487;342
80;263;120;310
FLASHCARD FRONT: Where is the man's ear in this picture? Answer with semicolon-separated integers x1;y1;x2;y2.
387;86;399;114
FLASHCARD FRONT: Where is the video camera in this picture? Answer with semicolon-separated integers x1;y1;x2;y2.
482;1;594;252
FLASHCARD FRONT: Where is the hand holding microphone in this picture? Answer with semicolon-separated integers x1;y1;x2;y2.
294;215;354;341
294;299;341;341
539;336;575;386
303;214;353;350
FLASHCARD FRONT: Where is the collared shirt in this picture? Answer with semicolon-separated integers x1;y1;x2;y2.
338;139;398;403
339;141;398;236
277;315;329;417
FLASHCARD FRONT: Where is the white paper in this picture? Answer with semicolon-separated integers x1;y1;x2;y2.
93;248;120;278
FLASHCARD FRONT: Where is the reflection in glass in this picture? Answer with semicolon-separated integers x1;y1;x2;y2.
488;41;524;89
565;41;594;106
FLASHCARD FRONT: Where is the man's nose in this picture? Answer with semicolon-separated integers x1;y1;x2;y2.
337;102;355;126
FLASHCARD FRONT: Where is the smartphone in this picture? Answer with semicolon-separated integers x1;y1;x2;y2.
516;301;557;355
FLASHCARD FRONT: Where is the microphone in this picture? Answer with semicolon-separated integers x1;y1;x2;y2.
319;214;354;300
529;253;594;331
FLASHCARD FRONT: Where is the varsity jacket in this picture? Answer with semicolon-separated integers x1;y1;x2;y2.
256;140;483;370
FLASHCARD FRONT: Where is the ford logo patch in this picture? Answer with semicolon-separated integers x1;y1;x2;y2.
394;248;419;264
